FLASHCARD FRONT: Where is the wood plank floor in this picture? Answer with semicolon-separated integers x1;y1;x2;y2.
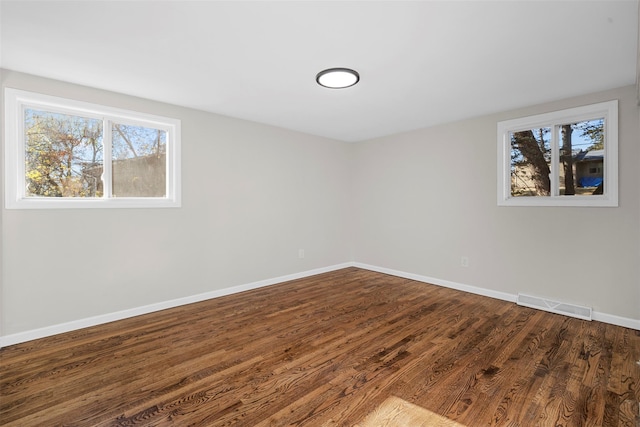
1;267;639;426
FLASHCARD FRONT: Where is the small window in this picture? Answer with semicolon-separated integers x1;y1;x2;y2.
497;100;617;207
5;88;181;208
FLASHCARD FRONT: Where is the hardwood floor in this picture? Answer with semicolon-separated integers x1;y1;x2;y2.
1;267;639;426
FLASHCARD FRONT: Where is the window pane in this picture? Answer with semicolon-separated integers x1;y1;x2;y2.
558;119;604;196
111;123;167;197
510;128;551;197
25;109;103;197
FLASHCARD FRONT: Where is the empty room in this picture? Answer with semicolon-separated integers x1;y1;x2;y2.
1;1;639;426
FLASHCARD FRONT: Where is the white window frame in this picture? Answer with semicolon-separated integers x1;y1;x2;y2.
497;100;618;207
4;88;181;209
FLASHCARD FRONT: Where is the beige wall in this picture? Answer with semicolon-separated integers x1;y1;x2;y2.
1;70;352;335
351;85;640;321
2;71;638;339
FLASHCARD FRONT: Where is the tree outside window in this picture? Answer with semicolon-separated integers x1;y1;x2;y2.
498;100;617;207
5;88;181;209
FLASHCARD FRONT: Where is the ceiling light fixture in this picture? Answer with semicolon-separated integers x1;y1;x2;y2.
316;68;360;89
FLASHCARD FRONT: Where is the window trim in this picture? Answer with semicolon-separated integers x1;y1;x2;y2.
497;100;618;207
4;88;181;209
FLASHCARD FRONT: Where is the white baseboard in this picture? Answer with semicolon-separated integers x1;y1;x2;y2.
352;262;517;302
0;263;353;348
352;262;640;331
2;261;638;347
592;311;640;330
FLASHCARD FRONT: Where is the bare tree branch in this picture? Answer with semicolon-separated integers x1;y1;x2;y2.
114;125;138;158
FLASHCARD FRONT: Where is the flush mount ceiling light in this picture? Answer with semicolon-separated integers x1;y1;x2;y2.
316;68;360;89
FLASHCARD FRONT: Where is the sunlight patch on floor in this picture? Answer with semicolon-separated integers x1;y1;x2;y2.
355;396;467;427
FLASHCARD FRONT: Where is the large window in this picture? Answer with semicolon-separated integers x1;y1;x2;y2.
497;100;618;207
5;88;181;208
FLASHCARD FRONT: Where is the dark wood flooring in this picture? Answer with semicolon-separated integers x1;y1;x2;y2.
1;267;639;426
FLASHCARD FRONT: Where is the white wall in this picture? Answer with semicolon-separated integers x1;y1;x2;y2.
2;71;638;343
351;85;640;322
0;70;352;336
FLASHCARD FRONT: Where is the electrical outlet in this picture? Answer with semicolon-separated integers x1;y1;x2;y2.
298;249;305;259
461;256;469;267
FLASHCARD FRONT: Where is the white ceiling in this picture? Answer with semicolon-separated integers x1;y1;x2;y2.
1;0;638;142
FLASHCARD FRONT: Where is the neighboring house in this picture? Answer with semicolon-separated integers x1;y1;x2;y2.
573;149;604;188
511;149;604;196
82;153;166;197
